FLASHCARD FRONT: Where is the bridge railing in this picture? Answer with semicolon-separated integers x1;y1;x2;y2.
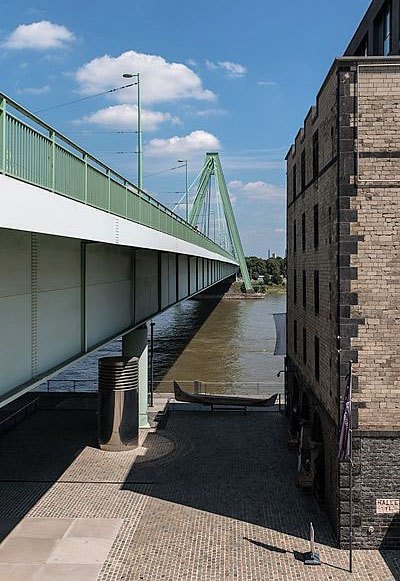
0;93;235;261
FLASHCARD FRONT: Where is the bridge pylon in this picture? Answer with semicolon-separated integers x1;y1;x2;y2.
189;152;253;292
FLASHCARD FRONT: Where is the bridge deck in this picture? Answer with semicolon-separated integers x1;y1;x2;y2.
0;93;233;261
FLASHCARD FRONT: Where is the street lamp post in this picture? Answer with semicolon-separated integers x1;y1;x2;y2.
177;159;188;221
123;72;142;190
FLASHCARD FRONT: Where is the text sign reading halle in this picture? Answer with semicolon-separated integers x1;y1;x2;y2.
376;499;400;515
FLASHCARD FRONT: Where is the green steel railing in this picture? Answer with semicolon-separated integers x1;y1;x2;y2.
0;93;235;261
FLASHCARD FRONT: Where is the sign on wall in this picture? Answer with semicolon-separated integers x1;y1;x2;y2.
376;499;400;515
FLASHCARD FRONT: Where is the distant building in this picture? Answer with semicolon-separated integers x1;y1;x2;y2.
286;0;400;549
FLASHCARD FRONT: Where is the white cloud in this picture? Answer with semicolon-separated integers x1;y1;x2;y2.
257;80;278;87
80;104;179;131
3;21;76;50
274;228;285;233
228;180;285;201
206;60;247;78
192;108;227;117
145;130;221;158
16;84;50;95
75;51;215;105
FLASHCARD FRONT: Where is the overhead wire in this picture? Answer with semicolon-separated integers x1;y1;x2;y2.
34;82;138;114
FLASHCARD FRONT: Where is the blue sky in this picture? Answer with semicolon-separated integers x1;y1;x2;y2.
0;0;371;256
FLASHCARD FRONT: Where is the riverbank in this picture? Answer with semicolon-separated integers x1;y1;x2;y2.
223;281;286;299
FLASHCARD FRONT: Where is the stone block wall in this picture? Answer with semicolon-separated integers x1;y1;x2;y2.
287;58;400;549
351;63;400;431
286;67;339;425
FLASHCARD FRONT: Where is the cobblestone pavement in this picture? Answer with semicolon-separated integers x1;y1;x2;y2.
0;398;398;580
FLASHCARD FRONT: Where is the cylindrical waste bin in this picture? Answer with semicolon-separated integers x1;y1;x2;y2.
98;356;139;451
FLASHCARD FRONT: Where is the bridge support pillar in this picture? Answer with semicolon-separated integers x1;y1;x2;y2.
122;325;150;428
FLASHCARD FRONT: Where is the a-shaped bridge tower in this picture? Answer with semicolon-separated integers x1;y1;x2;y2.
189;153;252;292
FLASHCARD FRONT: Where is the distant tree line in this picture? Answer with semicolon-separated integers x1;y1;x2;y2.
245;256;287;286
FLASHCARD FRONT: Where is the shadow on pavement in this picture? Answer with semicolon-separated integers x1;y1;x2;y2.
381;516;400;579
0;395;98;539
122;410;339;548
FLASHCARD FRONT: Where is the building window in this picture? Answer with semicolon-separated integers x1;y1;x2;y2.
314;270;320;314
292;164;297;199
328;206;332;244
355;34;368;56
374;2;391;55
301;150;306;191
312;131;319;179
302;212;306;252
314;336;320;381
303;328;307;364
313;204;319;248
294;320;298;354
294;269;297;305
294;220;297;253
302;270;307;308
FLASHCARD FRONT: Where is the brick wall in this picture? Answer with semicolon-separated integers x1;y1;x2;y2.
351;63;400;431
287;58;400;549
287;67;339;425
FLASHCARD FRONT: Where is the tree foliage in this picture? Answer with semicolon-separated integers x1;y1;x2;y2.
245;256;286;285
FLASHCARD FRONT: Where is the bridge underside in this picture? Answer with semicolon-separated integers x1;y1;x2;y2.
0;227;237;407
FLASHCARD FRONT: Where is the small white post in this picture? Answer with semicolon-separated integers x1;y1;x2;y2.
304;521;321;566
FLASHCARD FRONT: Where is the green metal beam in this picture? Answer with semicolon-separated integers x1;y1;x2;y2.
0;91;235;262
189;155;214;226
189;153;253;292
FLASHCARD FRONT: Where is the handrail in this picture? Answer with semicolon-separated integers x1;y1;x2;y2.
0;397;40;433
0;91;236;260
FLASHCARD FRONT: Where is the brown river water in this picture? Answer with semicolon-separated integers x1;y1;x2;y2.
38;293;286;398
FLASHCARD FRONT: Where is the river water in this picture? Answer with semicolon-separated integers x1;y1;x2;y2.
39;293;286;398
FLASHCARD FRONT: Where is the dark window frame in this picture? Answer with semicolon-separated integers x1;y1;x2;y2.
314;270;320;315
292;163;297;199
294;320;298;354
300;150;306;191
314;336;320;381
294;269;297;305
303;328;307;365
302;213;306;252
374;1;391;55
293;220;297;254
302;270;307;309
312;130;319;179
355;34;368;56
313;204;319;249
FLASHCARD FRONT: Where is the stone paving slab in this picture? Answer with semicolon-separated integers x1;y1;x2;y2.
0;400;398;580
0;517;121;579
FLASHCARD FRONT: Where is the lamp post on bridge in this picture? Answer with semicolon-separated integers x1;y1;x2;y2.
177;159;188;221
122;72;143;190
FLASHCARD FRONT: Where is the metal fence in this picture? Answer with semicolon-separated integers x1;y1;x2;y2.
34;379;97;393
154;380;284;397
0;92;234;261
35;378;284;398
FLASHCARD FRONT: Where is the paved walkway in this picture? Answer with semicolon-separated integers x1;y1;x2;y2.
0;396;398;580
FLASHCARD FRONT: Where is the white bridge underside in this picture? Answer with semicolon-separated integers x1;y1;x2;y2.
0;175;238;406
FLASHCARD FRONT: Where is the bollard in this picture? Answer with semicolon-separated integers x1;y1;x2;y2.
304;522;321;565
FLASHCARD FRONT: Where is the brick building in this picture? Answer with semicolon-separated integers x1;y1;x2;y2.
286;0;400;549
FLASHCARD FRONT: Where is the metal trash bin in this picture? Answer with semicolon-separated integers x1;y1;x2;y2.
98;356;139;451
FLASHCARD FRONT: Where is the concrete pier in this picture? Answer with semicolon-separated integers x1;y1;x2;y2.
122;325;150;429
